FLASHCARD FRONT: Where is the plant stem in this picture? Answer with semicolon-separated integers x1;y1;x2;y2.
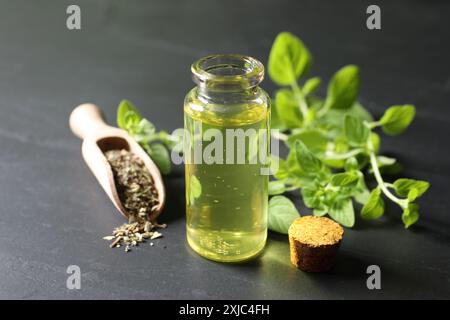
367;120;382;129
316;100;330;118
290;81;309;123
324;148;364;160
368;140;407;209
285;185;300;192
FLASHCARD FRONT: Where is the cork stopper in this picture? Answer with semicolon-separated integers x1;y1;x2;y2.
288;216;344;272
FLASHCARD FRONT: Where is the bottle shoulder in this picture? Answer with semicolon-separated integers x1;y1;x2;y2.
184;87;270;112
184;87;270;126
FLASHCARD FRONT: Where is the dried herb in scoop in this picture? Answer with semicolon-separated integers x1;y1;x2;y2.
103;149;166;252
105;149;159;217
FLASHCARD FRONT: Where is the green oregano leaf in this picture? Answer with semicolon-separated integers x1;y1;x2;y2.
189;175;202;205
330;172;359;187
117;100;142;129
344;157;359;171
287;129;328;153
275;89;303;128
148;143;171;175
361;188;385;219
325;65;360;110
269;180;286;195
301;184;324;208
353;176;371;205
393;178;430;200
268;32;311;86
344;115;370;146
270;101;287;131
270;155;290;180
376;156;397;167
328;198;355;227
380;105;416;135
137;119;156;137
402;203;419;228
407;188;419;202
294;140;324;173
134;119;156;144
302;77;321;96
313;207;328;216
370;132;381;153
268;196;300;234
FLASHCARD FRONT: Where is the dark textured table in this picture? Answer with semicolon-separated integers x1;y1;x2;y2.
0;0;449;299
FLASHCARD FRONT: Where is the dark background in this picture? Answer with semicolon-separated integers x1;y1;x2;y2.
0;0;449;299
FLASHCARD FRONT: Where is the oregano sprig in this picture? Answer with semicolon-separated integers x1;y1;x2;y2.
116;100;181;175
267;32;430;233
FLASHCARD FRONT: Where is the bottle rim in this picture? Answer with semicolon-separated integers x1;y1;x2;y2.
191;54;264;89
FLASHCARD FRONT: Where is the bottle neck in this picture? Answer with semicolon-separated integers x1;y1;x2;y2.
191;54;264;103
196;84;259;104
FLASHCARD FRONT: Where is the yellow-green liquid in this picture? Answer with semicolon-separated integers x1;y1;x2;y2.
184;95;269;262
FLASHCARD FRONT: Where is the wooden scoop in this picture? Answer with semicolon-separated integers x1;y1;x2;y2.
69;103;165;221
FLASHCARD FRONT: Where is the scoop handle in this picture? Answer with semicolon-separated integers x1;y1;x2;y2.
69;103;111;139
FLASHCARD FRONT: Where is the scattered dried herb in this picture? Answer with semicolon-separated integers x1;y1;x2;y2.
103;220;166;252
103;149;166;252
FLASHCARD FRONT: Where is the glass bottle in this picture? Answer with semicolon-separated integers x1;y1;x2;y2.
184;54;270;262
